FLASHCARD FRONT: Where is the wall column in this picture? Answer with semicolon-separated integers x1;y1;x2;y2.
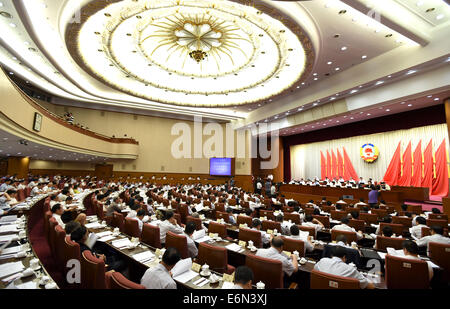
7;157;30;179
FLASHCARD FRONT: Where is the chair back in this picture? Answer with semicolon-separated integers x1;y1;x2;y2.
215;203;225;212
237;215;252;227
426;219;448;229
166;231;189;259
392;216;412;228
260;210;275;220
44;211;53;241
261;220;282;232
313;215;330;228
173;213;182;225
54;225;66;270
331;230;358;243
124;217;141;238
284;213;300;224
17;189;26;201
331;210;347;220
111;212;125;231
63;236;81;278
208;221;228;238
81;250;106;289
427;214;448;222
215;211;229;223
428;242;450;281
375;236;406;251
298;225;316;237
106;272;145;289
379;223;404;236
178;204;189;224
48;217;58;255
245;254;283;289
348;219;365;231
186;216;203;230
197;242;229;273
385;255;429;289
359;213;378;224
404;204;422;214
282;237;305;256
141;223;162;248
371;209;388;219
238;228;262;248
228;199;237;206
310;269;360;289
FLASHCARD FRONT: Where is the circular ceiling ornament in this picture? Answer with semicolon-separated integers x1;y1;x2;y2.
66;0;315;107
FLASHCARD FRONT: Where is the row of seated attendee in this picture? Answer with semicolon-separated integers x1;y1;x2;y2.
2;174;449;289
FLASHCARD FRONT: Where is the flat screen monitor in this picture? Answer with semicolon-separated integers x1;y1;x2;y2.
209;158;232;176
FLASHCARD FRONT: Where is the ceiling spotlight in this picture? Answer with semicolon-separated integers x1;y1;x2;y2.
361;55;367;59
386;109;391;112
330;97;336;100
387;75;392;78
375;81;384;85
367;113;371;116
313;73;318;76
350;90;358;94
434;98;439;101
341;46;347;51
327;61;332;65
314;77;318;81
427;95;432;98
408;104;413;107
406;70;417;75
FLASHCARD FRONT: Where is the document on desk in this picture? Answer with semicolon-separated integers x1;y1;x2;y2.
85;222;103;229
0;225;18;234
96;231;113;238
98;235;115;243
132;251;155;264
225;243;243;252
16;281;38;289
0;215;18;223
172;258;198;283
193;229;206;241
386;247;405;256
195;236;212;243
0;234;19;244
0;261;24;279
0;245;23;255
111;238;133;249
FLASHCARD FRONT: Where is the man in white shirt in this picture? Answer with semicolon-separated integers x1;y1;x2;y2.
231;266;254;289
314;245;374;289
409;216;428;239
51;204;65;228
140;247;180;289
256;237;298;281
135;209;146;233
184;222;198;258
331;217;363;240
252;218;270;246
287;225;314;254
159;211;184;244
30;183;44;197
415;226;450;255
302;215;324;236
400;240;434;281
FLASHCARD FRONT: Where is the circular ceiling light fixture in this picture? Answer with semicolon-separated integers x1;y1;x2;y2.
69;0;315;107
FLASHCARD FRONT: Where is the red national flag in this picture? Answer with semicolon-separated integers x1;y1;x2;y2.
343;147;358;181
326;150;331;179
398;141;412;186
411;141;422;187
337;149;344;178
331;150;338;179
383;142;401;186
422;140;433;192
431;139;449;197
320;151;326;180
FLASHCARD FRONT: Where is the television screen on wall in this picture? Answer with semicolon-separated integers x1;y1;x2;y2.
209;158;233;176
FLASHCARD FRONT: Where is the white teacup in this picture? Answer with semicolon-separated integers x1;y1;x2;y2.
248;240;254;248
201;264;210;275
273;229;278;234
30;258;40;269
15;251;27;258
39;276;50;285
45;282;57;289
19;231;27;238
21;268;34;277
256;281;265;289
293;250;299;258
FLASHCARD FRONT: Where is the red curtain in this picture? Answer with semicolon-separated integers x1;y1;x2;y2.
383;142;401;186
411;141;422;187
337;149;344;178
320;151;326;180
342;147;358;181
422;140;433;192
431;139;449;197
398;142;412;186
331;150;338;179
326;151;331;179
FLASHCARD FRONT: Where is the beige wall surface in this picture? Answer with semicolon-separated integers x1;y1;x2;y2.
35;102;253;175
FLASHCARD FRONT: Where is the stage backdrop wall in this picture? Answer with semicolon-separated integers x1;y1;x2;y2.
290;123;449;181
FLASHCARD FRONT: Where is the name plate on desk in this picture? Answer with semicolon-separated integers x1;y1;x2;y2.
266;229;273;235
283;251;291;257
191;263;201;273
155;249;161;256
223;273;234;283
239;224;247;228
209;233;218;238
238;240;246;247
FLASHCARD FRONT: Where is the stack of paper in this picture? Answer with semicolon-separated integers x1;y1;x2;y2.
225;243;243;252
0;261;24;279
85;222;103;229
111;238;133;249
193;229;206;241
96;231;112;238
0;235;19;244
0;215;18;223
0;225;18;234
172;258;198;284
132;251;155;264
221;282;234;289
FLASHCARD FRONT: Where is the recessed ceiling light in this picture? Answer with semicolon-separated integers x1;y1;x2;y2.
350;117;354;120
386;109;391;112
330;97;336;100
434;98;439;101
401;101;405;104
314;78;318;81
408;104;412;107
436;14;444;20
298;108;303;111
361;55;367;59
327;61;332;65
350;90;358;94
313;103;318;106
387;75;392;78
341;46;347;51
367;113;371;116
427;95;432;98
406;70;417;75
375;81;384;85
335;67;340;71
301;82;305;85
313;73;317;76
